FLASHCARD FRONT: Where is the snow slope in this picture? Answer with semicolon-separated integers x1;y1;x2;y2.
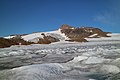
21;29;70;43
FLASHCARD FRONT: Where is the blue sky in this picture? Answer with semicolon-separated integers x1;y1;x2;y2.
0;0;120;37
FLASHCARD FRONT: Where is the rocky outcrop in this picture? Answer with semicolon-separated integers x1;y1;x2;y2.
0;38;15;48
38;33;59;44
0;37;34;48
80;27;109;37
60;24;110;42
60;24;74;30
10;36;34;45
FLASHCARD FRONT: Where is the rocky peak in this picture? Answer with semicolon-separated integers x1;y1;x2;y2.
60;24;74;30
60;24;110;42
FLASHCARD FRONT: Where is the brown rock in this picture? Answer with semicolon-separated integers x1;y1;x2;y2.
0;38;15;48
0;37;34;48
60;25;110;42
38;34;59;44
60;24;74;30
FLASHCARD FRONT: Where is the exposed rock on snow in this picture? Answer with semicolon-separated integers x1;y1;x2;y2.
60;25;109;42
38;34;60;44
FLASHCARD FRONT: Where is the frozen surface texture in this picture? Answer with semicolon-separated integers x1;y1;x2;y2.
0;36;120;80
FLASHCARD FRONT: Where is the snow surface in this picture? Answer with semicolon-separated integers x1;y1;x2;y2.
100;65;120;74
70;56;88;63
83;57;105;64
4;35;15;39
21;29;70;43
1;33;120;80
0;63;64;80
22;32;44;42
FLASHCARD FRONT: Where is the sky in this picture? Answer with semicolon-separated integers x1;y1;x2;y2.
0;0;120;37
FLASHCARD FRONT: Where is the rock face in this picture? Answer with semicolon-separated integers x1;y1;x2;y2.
60;24;74;30
38;33;60;44
0;38;15;48
0;37;33;48
60;24;109;42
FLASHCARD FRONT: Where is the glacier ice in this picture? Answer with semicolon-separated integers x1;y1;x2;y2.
0;40;120;80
